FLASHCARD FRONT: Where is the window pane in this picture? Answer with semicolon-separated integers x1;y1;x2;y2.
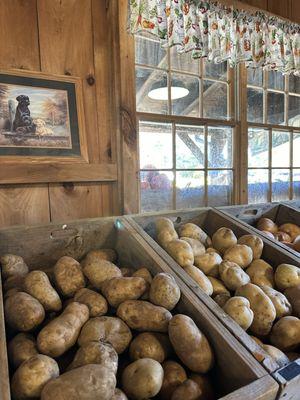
293;133;300;167
267;92;285;125
272;130;290;167
176;171;205;209
203;60;227;81
203;81;228;119
248;128;269;168
248;169;269;203
247;69;263;86
176;125;204;169
135;35;167;68
288;95;300;127
140;171;173;212
136;67;168;114
293;170;300;199
247;88;263;123
171;73;200;117
139;121;172;169
289;75;300;94
268;71;284;91
208;127;232;168
170;47;199;74
207;170;233;206
272;169;290;201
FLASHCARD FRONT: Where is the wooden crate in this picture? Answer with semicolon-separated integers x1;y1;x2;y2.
0;217;279;400
218;202;300;259
125;208;300;399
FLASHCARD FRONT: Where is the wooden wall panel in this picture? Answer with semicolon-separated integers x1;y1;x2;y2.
240;0;299;22
49;183;103;222
0;185;50;227
291;0;300;24
267;0;291;20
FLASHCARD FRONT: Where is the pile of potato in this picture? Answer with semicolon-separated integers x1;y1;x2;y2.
0;250;216;400
155;218;300;367
256;218;300;253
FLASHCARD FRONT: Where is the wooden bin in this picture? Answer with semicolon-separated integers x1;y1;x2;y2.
0;217;279;400
125;208;300;400
217;202;300;259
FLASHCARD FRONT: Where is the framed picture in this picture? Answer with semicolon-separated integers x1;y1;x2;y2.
0;69;87;161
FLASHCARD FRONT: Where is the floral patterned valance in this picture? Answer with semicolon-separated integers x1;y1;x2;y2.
128;0;300;75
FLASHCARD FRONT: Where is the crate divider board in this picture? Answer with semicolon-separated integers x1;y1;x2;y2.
124;208;300;400
0;216;279;400
217;202;300;259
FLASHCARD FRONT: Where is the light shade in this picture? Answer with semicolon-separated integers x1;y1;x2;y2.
148;86;189;100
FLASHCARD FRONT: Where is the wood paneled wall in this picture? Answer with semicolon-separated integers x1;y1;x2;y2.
241;0;300;23
0;0;121;228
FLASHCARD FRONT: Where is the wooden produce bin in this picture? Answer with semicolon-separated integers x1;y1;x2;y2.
0;217;279;400
125;208;300;400
218;202;300;259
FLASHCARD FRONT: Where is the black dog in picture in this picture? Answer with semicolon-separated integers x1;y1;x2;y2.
13;95;36;134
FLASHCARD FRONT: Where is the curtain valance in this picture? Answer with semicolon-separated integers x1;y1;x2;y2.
128;0;300;75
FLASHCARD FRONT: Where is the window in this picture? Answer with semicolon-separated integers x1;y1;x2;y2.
135;35;236;212
247;70;300;203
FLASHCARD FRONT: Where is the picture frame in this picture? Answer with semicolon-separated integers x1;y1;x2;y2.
0;69;88;163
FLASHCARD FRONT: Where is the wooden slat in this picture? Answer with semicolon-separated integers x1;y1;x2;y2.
291;0;300;23
0;163;117;184
267;0;291;20
37;0;100;164
0;273;10;400
0;184;50;228
48;182;104;222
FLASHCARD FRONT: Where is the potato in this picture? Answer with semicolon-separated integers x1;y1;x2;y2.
5;292;45;331
156;217;175;232
274;264;300;291
37;302;89;357
74;288;108;317
157;229;179;248
274;232;292;243
149;273;180;311
159;360;187;400
236;283;276;336
68;341;118;374
213;293;231;307
270;316;300;351
257;218;278;234
190;373;215;400
260;286;292;318
24;270;62;312
3;275;26;294
8;333;38;369
132;267;152;284
206;247;221;255
41;364;116;400
171;379;201;400
54;256;85;297
120;267;135;277
246;259;274;288
4;287;21;299
82;259;122;290
82;248;117;264
168;314;214;373
183;265;213;296
279;223;300;241
219;261;250;291
165;239;194;268
223;244;253;269
0;254;28;280
262;345;290;368
284;285;300;317
122;358;164;400
12;355;59;400
129;332;171;362
178;223;208;244
117;300;172;333
111;389;128;400
207;277;230;296
102;277;147;308
237;235;264;259
180;237;206;257
78;316;132;354
194;252;222;277
212;228;237;254
223;297;254;330
261;231;275;239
